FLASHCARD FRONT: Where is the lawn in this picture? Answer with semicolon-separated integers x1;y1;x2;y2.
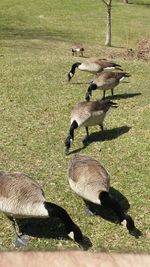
0;0;149;253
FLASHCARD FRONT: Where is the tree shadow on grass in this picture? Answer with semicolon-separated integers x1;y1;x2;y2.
16;217;92;250
87;125;131;143
68;125;131;155
0;28;75;42
131;2;150;7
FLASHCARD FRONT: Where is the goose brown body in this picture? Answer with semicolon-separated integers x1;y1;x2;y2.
68;58;122;81
67;155;140;237
68;155;110;204
85;71;130;100
64;99;118;154
71;100;116;128
0;171;84;245
0;171;48;218
78;58;113;73
72;44;84;56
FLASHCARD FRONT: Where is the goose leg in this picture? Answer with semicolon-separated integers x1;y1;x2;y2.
84;200;96;216
7;216;29;247
82;127;89;146
85;127;89;136
111;88;114;96
99;124;104;131
103;90;106;99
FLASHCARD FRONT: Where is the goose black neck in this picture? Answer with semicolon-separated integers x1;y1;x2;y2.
99;191;136;234
99;191;126;222
85;83;97;101
88;83;97;92
70;62;81;75
44;201;83;243
64;120;78;153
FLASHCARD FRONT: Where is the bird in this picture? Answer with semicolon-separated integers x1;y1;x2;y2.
68;154;140;237
64;99;118;154
85;71;130;101
71;44;85;57
0;171;83;247
67;58;123;82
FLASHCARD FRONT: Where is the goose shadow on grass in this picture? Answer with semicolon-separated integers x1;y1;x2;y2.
71;82;90;85
84;187;142;238
68;125;131;155
84;186;130;224
16;217;92;249
104;92;141;100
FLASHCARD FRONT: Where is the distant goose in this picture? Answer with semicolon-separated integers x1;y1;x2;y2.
0;171;83;246
68;58;123;81
71;44;85;57
64;99;118;154
85;71;130;101
68;154;140;237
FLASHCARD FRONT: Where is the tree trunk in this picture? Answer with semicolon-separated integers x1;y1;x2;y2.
123;0;128;3
105;0;112;47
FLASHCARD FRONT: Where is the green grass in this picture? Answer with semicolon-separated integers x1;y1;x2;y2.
0;0;150;253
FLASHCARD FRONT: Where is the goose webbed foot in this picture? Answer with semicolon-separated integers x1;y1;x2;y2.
82;136;89;147
99;124;104;131
8;216;30;247
84;200;96;216
15;234;29;248
85;207;96;216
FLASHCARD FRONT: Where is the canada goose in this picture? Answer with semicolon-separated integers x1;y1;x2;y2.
68;154;139;237
71;44;85;57
85;71;131;101
68;58;123;81
64;99;118;154
0;171;83;246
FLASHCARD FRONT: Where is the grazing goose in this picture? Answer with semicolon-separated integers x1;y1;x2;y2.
85;71;130;101
68;58;123;81
0;171;83;246
68;154;140;237
64;99;118;154
71;44;85;57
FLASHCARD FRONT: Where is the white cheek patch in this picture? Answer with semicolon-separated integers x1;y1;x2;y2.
121;219;127;228
68;231;74;240
70;72;74;77
119;76;125;82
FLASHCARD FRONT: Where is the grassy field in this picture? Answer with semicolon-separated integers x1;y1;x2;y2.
0;0;149;253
